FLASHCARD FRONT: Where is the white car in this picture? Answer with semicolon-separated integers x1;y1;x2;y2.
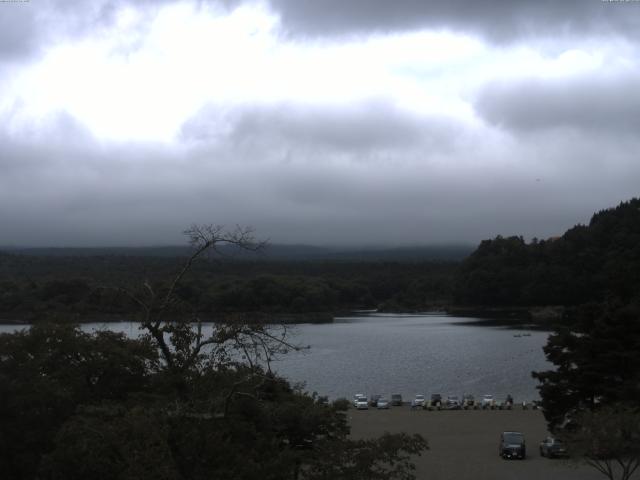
353;393;366;407
355;396;369;410
482;394;494;408
376;397;390;409
412;394;426;408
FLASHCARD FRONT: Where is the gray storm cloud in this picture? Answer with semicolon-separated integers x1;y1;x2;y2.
264;0;640;42
475;72;640;133
2;98;638;246
0;0;638;247
5;0;640;61
181;101;455;154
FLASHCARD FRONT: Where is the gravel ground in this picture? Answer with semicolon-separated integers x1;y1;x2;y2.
348;407;604;480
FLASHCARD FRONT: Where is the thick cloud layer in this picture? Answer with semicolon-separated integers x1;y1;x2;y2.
266;0;640;42
0;1;638;246
476;72;640;133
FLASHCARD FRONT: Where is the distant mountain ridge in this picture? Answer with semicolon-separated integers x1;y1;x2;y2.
0;244;474;262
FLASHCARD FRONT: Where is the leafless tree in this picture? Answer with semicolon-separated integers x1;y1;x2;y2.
115;224;297;377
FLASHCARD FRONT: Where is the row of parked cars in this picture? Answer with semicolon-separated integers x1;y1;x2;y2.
353;393;529;410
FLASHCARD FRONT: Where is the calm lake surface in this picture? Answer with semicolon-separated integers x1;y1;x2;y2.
0;313;551;403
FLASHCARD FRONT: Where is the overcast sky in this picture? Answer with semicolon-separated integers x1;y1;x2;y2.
1;0;639;247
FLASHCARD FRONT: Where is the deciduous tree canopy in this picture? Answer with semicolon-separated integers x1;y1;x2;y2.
0;225;428;480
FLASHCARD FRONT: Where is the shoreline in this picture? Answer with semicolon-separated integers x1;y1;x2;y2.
0;311;338;326
0;306;565;326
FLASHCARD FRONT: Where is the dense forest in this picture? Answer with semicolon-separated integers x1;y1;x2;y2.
454;198;640;308
0;252;457;323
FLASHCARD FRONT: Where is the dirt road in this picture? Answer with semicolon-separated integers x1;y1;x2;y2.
348;407;604;480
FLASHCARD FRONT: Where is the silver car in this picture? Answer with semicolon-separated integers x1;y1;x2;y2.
355;396;369;410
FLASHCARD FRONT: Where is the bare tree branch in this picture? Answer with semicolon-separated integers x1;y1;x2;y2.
116;224;298;380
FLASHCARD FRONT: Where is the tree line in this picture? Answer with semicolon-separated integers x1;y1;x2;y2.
454;198;640;307
0;257;455;322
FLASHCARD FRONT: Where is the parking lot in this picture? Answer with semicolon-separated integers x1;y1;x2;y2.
348;408;604;480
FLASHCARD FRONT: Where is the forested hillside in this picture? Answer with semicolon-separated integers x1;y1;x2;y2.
0;254;455;322
454;198;640;307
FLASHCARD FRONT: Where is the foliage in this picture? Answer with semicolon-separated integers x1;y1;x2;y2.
0;225;428;480
532;302;640;430
454;198;640;307
304;432;428;480
559;405;640;480
0;324;158;480
533;301;640;480
0;258;457;320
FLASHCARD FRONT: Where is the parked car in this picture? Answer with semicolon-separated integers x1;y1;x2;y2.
499;431;526;459
539;437;568;458
430;393;442;408
391;394;403;406
353;394;366;407
412;394;426;408
376;397;390;409
446;395;461;409
355;396;369;410
369;394;382;407
481;394;494;409
462;394;476;409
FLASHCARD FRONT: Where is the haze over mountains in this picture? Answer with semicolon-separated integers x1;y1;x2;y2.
0;244;474;262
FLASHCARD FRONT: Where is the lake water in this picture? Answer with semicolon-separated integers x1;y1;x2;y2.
0;313;551;403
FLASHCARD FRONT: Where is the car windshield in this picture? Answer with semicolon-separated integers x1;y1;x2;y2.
504;433;524;444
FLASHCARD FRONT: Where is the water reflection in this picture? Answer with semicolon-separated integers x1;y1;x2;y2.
272;313;551;402
0;313;551;403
